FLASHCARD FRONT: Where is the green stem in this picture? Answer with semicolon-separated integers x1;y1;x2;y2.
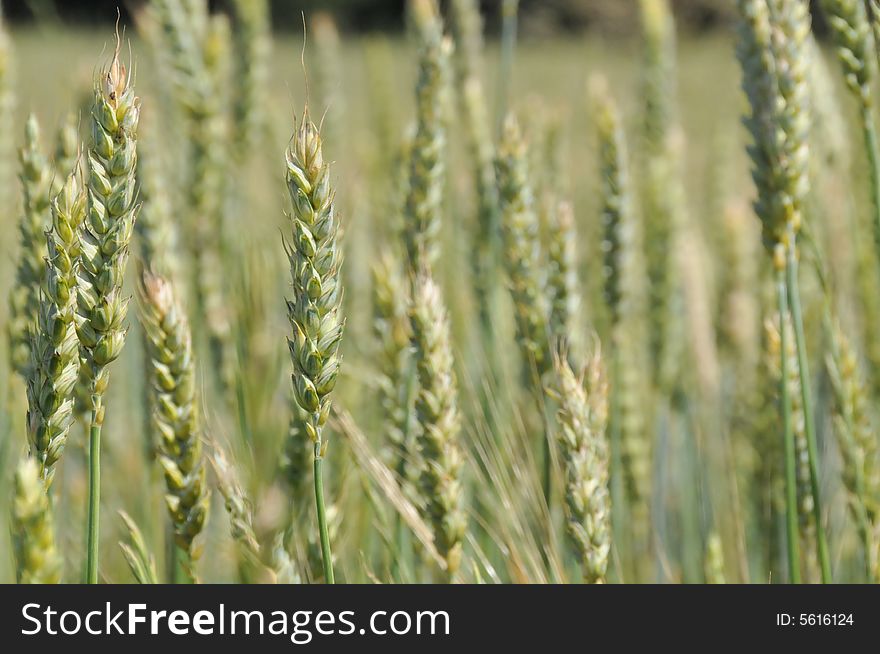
861;104;880;283
776;268;800;584
313;447;334;584
785;246;832;584
86;396;102;584
608;343;627;582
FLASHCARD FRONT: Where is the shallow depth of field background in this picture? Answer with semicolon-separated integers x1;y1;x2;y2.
0;0;873;584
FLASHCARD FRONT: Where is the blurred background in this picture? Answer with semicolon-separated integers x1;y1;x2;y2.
2;1;741;33
0;0;873;586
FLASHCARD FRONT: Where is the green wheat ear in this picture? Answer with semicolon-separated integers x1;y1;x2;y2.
552;346;611;584
12;457;61;584
26;169;86;486
403;4;452;274
137;266;209;573
8;115;53;382
76;48;140;418
495;113;552;385
284;110;343;450
284;108;343;584
410;271;466;580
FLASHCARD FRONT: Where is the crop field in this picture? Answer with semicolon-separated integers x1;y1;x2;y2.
0;0;878;585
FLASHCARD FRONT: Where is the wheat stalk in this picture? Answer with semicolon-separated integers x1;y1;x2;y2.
137;266;209;581
825;318;879;581
765;313;818;581
544;200;581;347
736;0;829;583
552;347;610;583
403;4;452;274
229;0;270;157
284;110;343;584
495;114;552;383
8;115;54;382
410;272;465;580
26;170;86;486
372;250;413;484
77;42;140;583
11;457;61;584
639;0;680;392
820;1;880;293
450;0;502;366
151;0;233;394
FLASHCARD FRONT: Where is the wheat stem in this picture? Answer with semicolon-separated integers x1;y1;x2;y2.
784;244;831;583
86;403;101;583
313;452;334;584
775;267;800;584
79;42;140;584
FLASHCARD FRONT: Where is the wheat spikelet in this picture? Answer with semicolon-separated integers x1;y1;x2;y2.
594;84;635;333
283;109;343;583
229;0;270;157
639;0;680;390
736;0;811;261
741;307;785;574
737;0;823;583
825;319;879;581
403;5;452;273
137;267;209;570
495;115;552;384
544;200;581;346
593;80;652;544
450;0;500;340
76;46;140;418
8;115;53;381
212;447;261;565
11;457;61;584
821;0;875;102
117;510;158;584
766;313;817;580
284;110;343;455
282;398;314;507
371;250;413;484
410;272;466;580
552;348;610;583
151;0;233;391
269;531;302;584
26;170;86;485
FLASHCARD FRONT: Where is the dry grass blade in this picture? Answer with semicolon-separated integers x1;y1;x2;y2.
211;445;261;565
332;407;445;571
117;510;158;584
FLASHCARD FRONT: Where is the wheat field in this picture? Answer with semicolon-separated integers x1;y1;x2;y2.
1;0;878;585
